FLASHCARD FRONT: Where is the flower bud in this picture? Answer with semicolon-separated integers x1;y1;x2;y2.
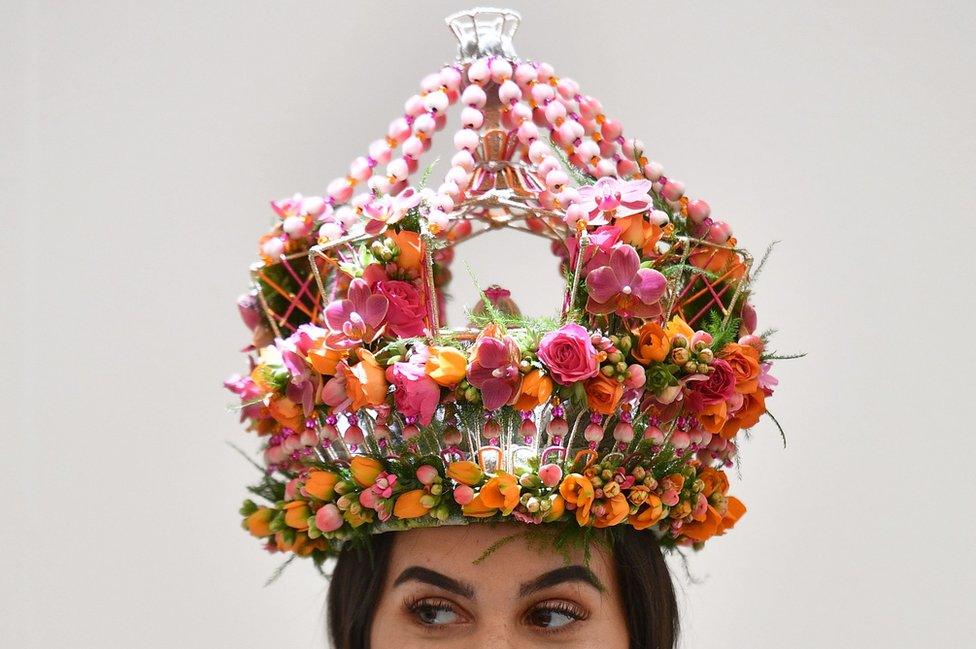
453;484;475;505
538;463;563;487
672;348;691;364
698;348;714;363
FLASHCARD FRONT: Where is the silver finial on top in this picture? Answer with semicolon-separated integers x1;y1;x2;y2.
445;7;521;63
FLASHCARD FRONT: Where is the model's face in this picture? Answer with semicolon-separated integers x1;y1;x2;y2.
370;525;629;648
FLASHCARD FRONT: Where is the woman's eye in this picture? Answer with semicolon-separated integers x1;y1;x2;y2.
527;603;585;630
410;601;460;626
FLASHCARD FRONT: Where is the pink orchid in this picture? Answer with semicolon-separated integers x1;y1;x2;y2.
271;193;328;219
585;244;667;318
320;368;351;411
759;361;778;396
324;278;388;345
223;374;269;421
566;225;621;276
577;177;653;224
278;346;317;416
363;186;422;235
466;333;521;410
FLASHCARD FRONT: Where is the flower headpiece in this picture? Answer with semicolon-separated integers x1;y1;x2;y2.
228;8;786;570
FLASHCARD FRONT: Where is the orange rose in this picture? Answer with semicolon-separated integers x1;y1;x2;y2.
462;471;520;517
343;349;388;410
698;467;730;498
387;229;422;271
716;496;746;535
665;316;695;342
425;345;468;387
350;456;383;487
307;341;345;375
393;489;431;519
245;507;274;538
593;493;630;528
303;471;340;501
615;214;663;257
720;388;765;439
513;369;554;411
629;495;665;530
559;474;596;526
632;321;671;364
720;343;761;394
585;374;625;415
283;501;311;531
267;396;303;430
698;400;728;434
688;247;747;282
446;461;484;486
681;504;722;543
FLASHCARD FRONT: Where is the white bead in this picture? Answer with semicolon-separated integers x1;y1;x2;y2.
460;106;485;129
528;140;549;165
490;58;513;83
402;135;424;159
461;84;487;108
412;113;436;136
440;66;462;92
368;139;392;165
595;159;616;177
498;79;522;105
516;121;538;144
387;158;409;182
349;156;372;182
420;73;442;93
453;128;480;152
451;150;475;171
545;169;569;191
511;102;532;124
514;63;536;86
544;100;567;124
423;90;449;113
467;57;490;84
531;83;554;104
438;181;460;199
577;139;600;162
446;165;470;190
403;94;425;117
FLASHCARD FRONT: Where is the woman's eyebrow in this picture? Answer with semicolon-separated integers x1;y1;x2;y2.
393;566;476;599
518;565;605;597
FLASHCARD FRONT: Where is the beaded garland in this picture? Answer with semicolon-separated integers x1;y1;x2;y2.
228;8;782;568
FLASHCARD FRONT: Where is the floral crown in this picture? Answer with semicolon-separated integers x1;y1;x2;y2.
227;8;786;571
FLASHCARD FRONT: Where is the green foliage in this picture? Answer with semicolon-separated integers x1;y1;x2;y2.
702;310;741;352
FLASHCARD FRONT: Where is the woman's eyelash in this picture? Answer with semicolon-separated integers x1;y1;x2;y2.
404;596;462;627
526;599;589;632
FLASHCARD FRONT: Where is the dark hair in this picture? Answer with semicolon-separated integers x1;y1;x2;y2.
327;526;679;649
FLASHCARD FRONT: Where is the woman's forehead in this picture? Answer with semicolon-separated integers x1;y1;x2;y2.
387;525;615;585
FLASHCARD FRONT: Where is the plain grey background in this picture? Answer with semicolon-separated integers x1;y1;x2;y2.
3;1;974;647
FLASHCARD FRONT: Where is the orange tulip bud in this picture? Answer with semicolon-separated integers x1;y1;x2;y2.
350;456;383;487
283;501;311;531
543;495;565;522
245;507;274;538
446;460;484;486
303;471;340;501
393;489;432;519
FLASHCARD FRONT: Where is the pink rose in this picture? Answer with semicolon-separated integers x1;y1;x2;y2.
375;280;426;337
690;359;736;405
537;323;599;385
386;360;440;425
